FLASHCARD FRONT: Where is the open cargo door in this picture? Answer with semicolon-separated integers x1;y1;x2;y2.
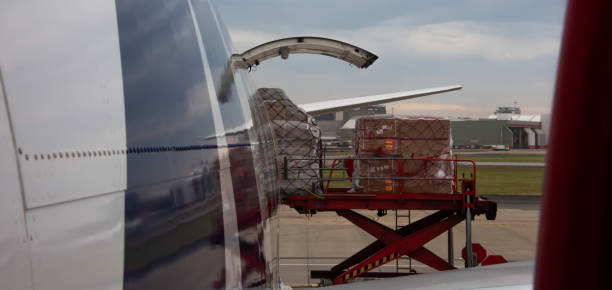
231;36;378;70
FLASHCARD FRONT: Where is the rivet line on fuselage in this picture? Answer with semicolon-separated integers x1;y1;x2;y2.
18;143;252;161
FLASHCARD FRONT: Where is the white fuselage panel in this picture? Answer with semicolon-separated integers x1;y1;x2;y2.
0;0;127;208
25;192;125;290
0;1;127;290
0;69;34;290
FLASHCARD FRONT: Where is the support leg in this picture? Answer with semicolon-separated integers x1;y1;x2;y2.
466;198;473;268
448;228;454;266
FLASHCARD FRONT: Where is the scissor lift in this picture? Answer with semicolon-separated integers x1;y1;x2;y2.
281;156;498;285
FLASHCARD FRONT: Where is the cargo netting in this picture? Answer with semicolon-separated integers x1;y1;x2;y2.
354;116;454;194
255;88;322;197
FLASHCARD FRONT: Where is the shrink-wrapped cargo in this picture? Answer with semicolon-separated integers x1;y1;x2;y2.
255;88;321;197
355;116;453;194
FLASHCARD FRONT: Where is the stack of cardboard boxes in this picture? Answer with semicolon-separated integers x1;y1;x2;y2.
354;116;453;194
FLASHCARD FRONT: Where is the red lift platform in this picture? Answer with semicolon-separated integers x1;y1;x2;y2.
281;156;498;285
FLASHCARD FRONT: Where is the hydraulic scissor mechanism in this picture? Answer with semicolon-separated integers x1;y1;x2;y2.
331;210;460;284
231;36;378;70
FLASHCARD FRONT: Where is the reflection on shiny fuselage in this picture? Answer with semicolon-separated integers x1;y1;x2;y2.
117;0;279;289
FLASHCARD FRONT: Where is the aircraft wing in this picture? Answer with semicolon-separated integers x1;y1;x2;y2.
298;85;462;116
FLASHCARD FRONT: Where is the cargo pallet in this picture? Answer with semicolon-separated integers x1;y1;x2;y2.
281;156;498;285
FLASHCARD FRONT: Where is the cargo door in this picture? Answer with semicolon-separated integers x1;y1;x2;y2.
231;36;378;69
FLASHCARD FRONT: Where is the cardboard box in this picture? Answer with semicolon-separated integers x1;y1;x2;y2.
397;158;453;194
354;116;453;194
356;117;451;157
360;138;400;155
357;157;397;192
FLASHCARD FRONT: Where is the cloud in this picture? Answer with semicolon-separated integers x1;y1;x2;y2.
368;20;561;62
226;15;560;118
229;19;561;63
228;29;275;51
519;106;553;115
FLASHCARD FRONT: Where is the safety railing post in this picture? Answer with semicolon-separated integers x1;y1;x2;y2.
283;156;288;180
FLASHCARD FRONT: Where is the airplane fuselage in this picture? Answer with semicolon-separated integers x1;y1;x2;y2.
0;0;279;289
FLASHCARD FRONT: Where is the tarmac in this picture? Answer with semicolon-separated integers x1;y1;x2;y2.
278;196;540;286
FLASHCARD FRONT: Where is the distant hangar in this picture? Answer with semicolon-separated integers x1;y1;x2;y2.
316;105;546;150
451;107;546;149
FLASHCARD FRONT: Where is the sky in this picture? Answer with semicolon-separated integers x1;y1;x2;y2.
215;0;567;118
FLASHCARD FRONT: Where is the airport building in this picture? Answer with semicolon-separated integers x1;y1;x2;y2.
315;105;546;150
451;107;546;149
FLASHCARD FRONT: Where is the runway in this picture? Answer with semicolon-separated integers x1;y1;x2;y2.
278;196;540;286
457;149;547;155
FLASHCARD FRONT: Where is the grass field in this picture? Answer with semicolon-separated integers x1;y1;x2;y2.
321;164;544;196
321;166;351;189
320;150;546;195
459;165;543;196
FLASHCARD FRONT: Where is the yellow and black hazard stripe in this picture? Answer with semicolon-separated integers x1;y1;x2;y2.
342;252;399;281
